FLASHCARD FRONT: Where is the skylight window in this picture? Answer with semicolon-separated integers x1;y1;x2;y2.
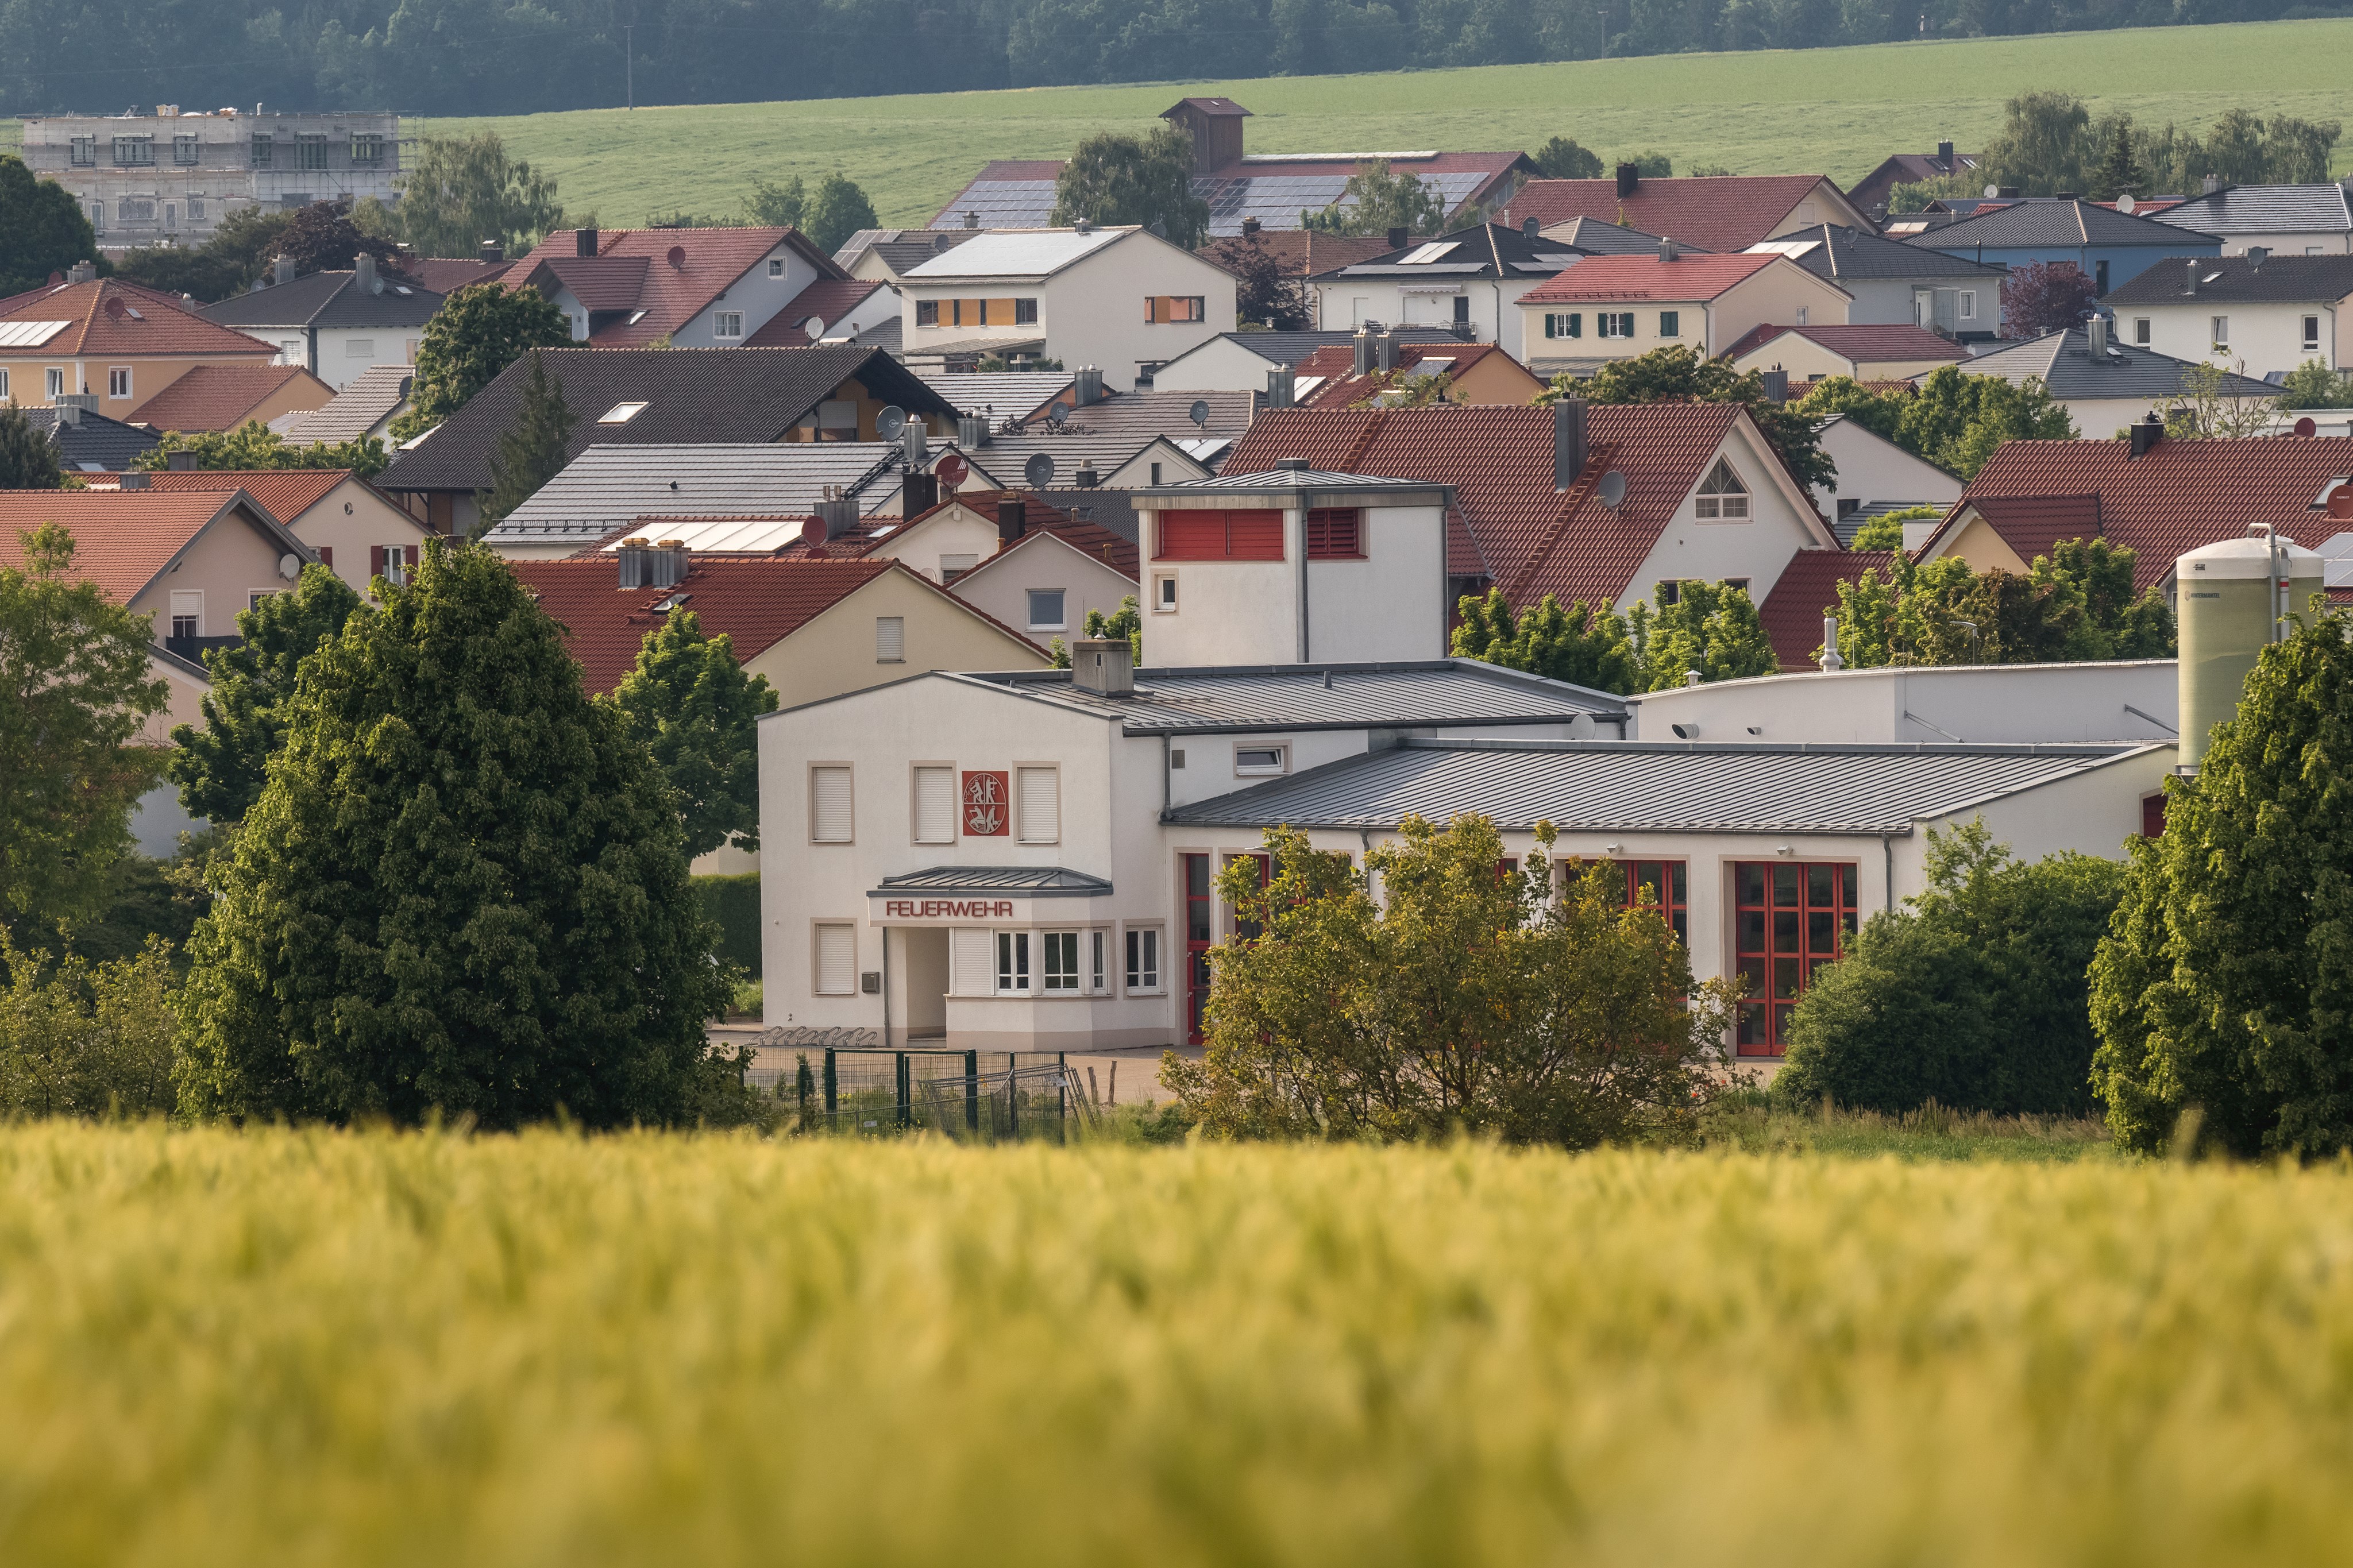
1397;241;1460;265
599;401;650;424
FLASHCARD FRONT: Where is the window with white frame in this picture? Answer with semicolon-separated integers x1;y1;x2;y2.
1125;926;1161;991
1026;589;1066;631
248;590;278;611
1598;311;1635;339
940;553;979;585
2304;316;2323;350
996;931;1031;992
769;258;785;277
913;766;956;844
1090;929;1108;992
1694;457;1750;520
168;590;203;639
106;368;130;399
1543;312;1582;339
814;924;855;995
1959;292;1976;320
713;311;743;339
2212;315;2229;348
1042;931;1082;992
599;401;648;424
46;369;65;399
875;616;904;662
281;340;304;364
1235;744;1287;775
1154;574;1177;612
1017;766;1059;844
811;765;853;842
1795;306;1810;327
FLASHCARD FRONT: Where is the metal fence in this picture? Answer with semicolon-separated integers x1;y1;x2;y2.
749;1048;1099;1143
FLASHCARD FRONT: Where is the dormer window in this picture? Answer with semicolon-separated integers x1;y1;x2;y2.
600;401;649;424
1695;457;1749;520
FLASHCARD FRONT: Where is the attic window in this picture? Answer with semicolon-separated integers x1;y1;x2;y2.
599;401;650;424
1397;241;1460;265
627;309;647;325
1695;457;1749;520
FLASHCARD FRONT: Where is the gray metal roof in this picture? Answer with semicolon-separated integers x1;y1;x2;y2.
969;431;1201;488
902;227;1132;281
1541;215;1705;256
2153;184;2353;238
960;659;1625;735
869;866;1112;898
1943;326;2277;401
1752;223;2006;280
1309;222;1582;283
481;442;905;547
2101;253;2353;306
1166;737;2162;833
1905;198;2219;252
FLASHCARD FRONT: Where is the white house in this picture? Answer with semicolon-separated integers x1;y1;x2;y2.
1516;250;1853;379
1812;415;1964;538
196;257;442;390
1306;222;1584;360
2101;254;2353;377
897;227;1238;390
2151;183;2353;257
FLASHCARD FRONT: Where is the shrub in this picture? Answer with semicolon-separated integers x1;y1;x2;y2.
0;935;179;1117
696;872;762;978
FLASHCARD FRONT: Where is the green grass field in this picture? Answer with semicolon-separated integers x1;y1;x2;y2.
5;1122;2350;1565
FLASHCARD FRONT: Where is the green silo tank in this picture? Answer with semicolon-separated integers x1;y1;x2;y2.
2175;526;2325;770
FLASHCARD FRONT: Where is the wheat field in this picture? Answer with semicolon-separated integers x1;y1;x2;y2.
1;1123;2348;1565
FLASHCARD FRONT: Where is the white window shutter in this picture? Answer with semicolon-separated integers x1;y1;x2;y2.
875;616;905;662
815;925;854;995
811;766;853;841
951;929;993;995
914;767;955;844
1017;767;1059;843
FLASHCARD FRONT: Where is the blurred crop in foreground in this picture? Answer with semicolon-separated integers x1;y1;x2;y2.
1;1124;2349;1566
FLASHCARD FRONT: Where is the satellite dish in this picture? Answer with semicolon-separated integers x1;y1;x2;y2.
277;553;302;580
2296;416;2318;438
2116;192;2136;215
103;296;125;319
877;405;908;441
803;316;826;341
1597;470;1627;508
1024;452;1055;488
1983;184;1999;199
799;516;829;546
935;452;970;491
666;244;688;269
1189;398;1210;431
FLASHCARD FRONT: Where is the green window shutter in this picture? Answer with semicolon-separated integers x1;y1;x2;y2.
1568;312;1581;338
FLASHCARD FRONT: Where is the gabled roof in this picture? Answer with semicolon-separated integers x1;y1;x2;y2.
402;258;515;293
277;364;412;447
503;227;845;347
20;407;161;473
742;279;887;346
921;370;1079;423
1199;230;1394;279
1725;323;1968;366
133;364;333;433
834;228;983;276
1221;402;1825;607
902;227;1133;282
0;489;303;607
1923;434;2353;589
1160;327;1475;375
1948;326;2277;403
1307;222;1584;283
1750;223;2005;280
1846;151;1983;210
2152;183;2353;238
197;269;445;330
1538;215;1705;256
1499;175;1852;255
1032;486;1140;544
2101;253;2353;306
0;277;276;358
1017;388;1256;440
1904;198;2219;251
951;491;1139;580
1757;548;1896;666
969;430;1204;489
1295;341;1523;407
479;442;920;550
141;467;364;523
1519;252;1789;305
955;658;1624;734
1165;96;1251;118
1951;493;2105;566
379;346;957;493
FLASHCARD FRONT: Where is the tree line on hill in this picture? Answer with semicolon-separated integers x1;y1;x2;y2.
0;0;2317;116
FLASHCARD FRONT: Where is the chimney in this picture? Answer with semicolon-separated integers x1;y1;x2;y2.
901;471;939;515
1073;366;1102;406
2185;258;2200;295
576;227;599;257
118;471;148;491
1351;327;1374;376
1241;216;1260;236
1615;163;1640;198
1658;235;1679;262
1387;226;1409;250
1819;616;1844;673
996;497;1028;543
1375;330;1397;373
2204;174;2222;195
355;252;377;293
1936;140;1954;169
1073;218;1093;235
1074;459;1100;488
963;210;979;229
2086;315;2109;359
272;254;294;286
479;240;504;264
2130;414;2165;457
68;260;97;283
900;419;929;465
811;491;858;539
618;540;647;588
1522;216;1540;238
956;414;990;449
1266;365;1295;408
1760;369;1789;404
1554;397;1590;491
1070;637;1135;697
2055;190;2078;202
167;449;197;470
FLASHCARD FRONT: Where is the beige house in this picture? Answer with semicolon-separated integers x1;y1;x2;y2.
140;468;427;597
0;275;279;418
944;506;1140;643
1517;252;1851;377
1725;323;1969;383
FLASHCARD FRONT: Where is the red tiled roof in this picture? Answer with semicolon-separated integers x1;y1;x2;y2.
1519;253;1781;304
0;277;277;358
743;279;887;346
504;227;846;348
402;258;515;293
1295;341;1516;408
1224;402;1760;608
1500;175;1842;254
141;468;355;523
1933;436;2353;590
977;491;1137;580
1758;549;1895;667
1199;230;1394;279
133;364;330;433
1725;323;1968;365
510;555;898;693
0;489;244;605
1961;494;2105;566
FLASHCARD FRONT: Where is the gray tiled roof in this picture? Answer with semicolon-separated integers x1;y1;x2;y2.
2101;253;2353;306
1166;736;2159;832
1945;326;2277;401
1541;216;1704;256
1754;223;2006;280
1906;198;2219;251
199;269;445;330
967;432;1197;488
920;371;1076;422
2153;184;2353;238
480;442;907;549
277;364;412;447
1031;487;1140;543
870;866;1112;897
1022;389;1259;441
834;227;983;276
1309;222;1584;283
1176;327;1475;370
23;407;161;472
961;659;1625;735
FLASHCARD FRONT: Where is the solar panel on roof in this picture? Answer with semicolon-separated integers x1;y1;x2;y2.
0;320;72;347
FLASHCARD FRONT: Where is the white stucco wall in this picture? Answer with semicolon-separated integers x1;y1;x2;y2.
1613;420;1834;612
1626;661;2182;746
1812;416;1965;519
2115;298;2349;378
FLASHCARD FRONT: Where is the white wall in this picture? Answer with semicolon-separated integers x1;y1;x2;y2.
1614;421;1833;612
2116;298;2347;377
1315;276;1552;358
951;532;1137;644
1626;661;2181;745
1149;336;1279;393
1812;417;1964;520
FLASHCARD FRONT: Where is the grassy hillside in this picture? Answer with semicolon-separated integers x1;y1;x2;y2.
387;17;2353;229
5;1122;2353;1564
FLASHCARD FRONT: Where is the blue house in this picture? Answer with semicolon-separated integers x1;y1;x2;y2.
1903;198;2220;330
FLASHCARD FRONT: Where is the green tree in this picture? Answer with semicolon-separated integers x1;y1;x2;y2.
175;542;736;1129
799;172;878;254
1451;588;1638;694
0;933;179;1118
1980;90;2094;196
2162;358;2281;440
1777;819;2125;1117
390;282;572;442
0;154;101;296
394;133;564;259
1302;161;1448;238
1202;229;1310;330
1830;540;2171;670
114;205;295;303
1848;504;1941;551
1083;594;1142;663
1163;817;1735;1146
2089;114;2144;202
2201;107;2271;187
136;420;388;480
0;403;66;489
476;351;576;538
2275;359;2353;410
1530;137;1604;179
1887;169;1987;214
1549;345;1837;492
746;175;806;229
2261;114;2343;184
0;524;169;935
1629;578;1778;689
166;563;365;825
1052;123;1210;249
1892;365;2073;478
1620;151;1674;177
2091;605;2353;1157
611;609;779;858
